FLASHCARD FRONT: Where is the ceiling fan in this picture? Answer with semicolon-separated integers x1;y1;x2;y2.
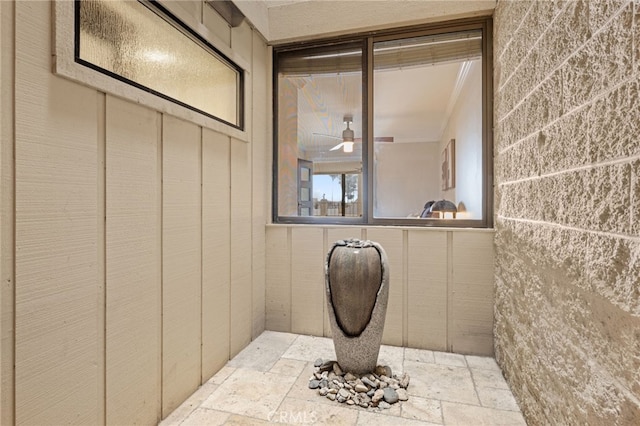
313;114;393;153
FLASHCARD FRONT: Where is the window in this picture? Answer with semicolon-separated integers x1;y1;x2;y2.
273;18;492;227
76;0;243;129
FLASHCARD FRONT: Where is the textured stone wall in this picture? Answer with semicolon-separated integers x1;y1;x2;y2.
493;1;640;424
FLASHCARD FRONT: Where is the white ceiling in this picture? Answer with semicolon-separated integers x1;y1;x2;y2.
292;60;479;163
238;1;491;163
235;0;496;44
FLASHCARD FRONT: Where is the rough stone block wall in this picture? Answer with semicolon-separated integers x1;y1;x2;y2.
494;1;640;424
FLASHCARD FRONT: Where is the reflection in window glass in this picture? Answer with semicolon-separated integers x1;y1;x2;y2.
373;30;483;220
276;44;363;218
77;0;242;127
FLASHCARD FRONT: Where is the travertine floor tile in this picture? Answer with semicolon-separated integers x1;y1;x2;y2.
275;397;359;425
405;348;436;364
180;407;229;425
471;368;511;390
225;414;272;424
269;357;308;377
160;332;524;426
159;382;218;425
465;355;502;371
227;330;298;371
476;387;521;412
282;334;336;361
441;401;526;425
434;351;467;367
357;410;440;425
378;344;405;375
206;365;235;385
404;361;479;405
400;396;443;424
201;368;296;420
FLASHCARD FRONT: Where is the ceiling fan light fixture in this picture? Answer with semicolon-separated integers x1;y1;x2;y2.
343;141;354;153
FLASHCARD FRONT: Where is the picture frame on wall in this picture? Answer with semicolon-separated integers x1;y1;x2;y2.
441;139;456;190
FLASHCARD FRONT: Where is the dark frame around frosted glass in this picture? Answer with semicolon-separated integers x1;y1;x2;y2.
75;0;244;129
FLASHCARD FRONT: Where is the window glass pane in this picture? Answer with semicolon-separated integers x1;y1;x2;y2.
78;0;241;127
373;30;483;220
277;44;363;218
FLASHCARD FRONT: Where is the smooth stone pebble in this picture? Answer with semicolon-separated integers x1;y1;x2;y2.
362;377;377;388
344;372;357;382
372;389;385;403
383;387;399;404
354;383;368;393
338;388;350;398
327;393;336;401
367;389;375;397
319;361;335;372
314;358;323;367
400;373;410;389
319;388;328;396
347;400;355;405
378;401;391;410
333;363;343;376
309;379;321;389
397;388;408;401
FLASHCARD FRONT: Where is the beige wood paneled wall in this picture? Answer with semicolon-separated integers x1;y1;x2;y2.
0;1;269;424
266;226;495;355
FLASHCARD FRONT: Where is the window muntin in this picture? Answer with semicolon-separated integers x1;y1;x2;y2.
273;20;492;227
77;0;243;128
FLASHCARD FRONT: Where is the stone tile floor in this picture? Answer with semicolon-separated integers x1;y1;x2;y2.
160;331;526;425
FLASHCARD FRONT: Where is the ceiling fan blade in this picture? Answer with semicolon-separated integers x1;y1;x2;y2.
313;133;343;141
330;142;345;151
353;137;394;142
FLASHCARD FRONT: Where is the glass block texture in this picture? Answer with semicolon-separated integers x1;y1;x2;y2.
78;0;239;126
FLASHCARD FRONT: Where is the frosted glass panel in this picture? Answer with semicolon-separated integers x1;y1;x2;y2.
78;0;241;127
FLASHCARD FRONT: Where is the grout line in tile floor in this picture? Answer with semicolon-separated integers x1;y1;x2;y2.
160;331;526;425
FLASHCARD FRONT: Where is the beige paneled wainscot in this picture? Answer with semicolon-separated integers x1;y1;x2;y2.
265;225;495;356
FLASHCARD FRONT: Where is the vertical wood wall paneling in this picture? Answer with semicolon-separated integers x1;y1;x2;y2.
105;96;161;424
230;138;252;357
162;115;202;417
96;92;106;426
202;129;231;380
366;228;404;347
406;230;448;350
251;31;268;340
451;231;494;355
0;0;15;423
291;227;324;335
15;3;99;424
265;227;291;332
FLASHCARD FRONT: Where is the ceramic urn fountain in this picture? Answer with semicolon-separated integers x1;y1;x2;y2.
325;238;389;374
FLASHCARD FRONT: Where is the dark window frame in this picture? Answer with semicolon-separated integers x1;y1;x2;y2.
272;16;493;228
74;0;245;130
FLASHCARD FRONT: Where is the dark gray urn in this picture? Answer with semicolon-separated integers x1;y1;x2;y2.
325;239;389;374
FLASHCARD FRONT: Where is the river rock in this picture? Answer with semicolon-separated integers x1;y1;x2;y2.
400;372;410;389
372;389;385;403
383;387;399;404
344;372;357;382
354;383;368;393
397;388;408;401
362;376;377;388
308;379;320;389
